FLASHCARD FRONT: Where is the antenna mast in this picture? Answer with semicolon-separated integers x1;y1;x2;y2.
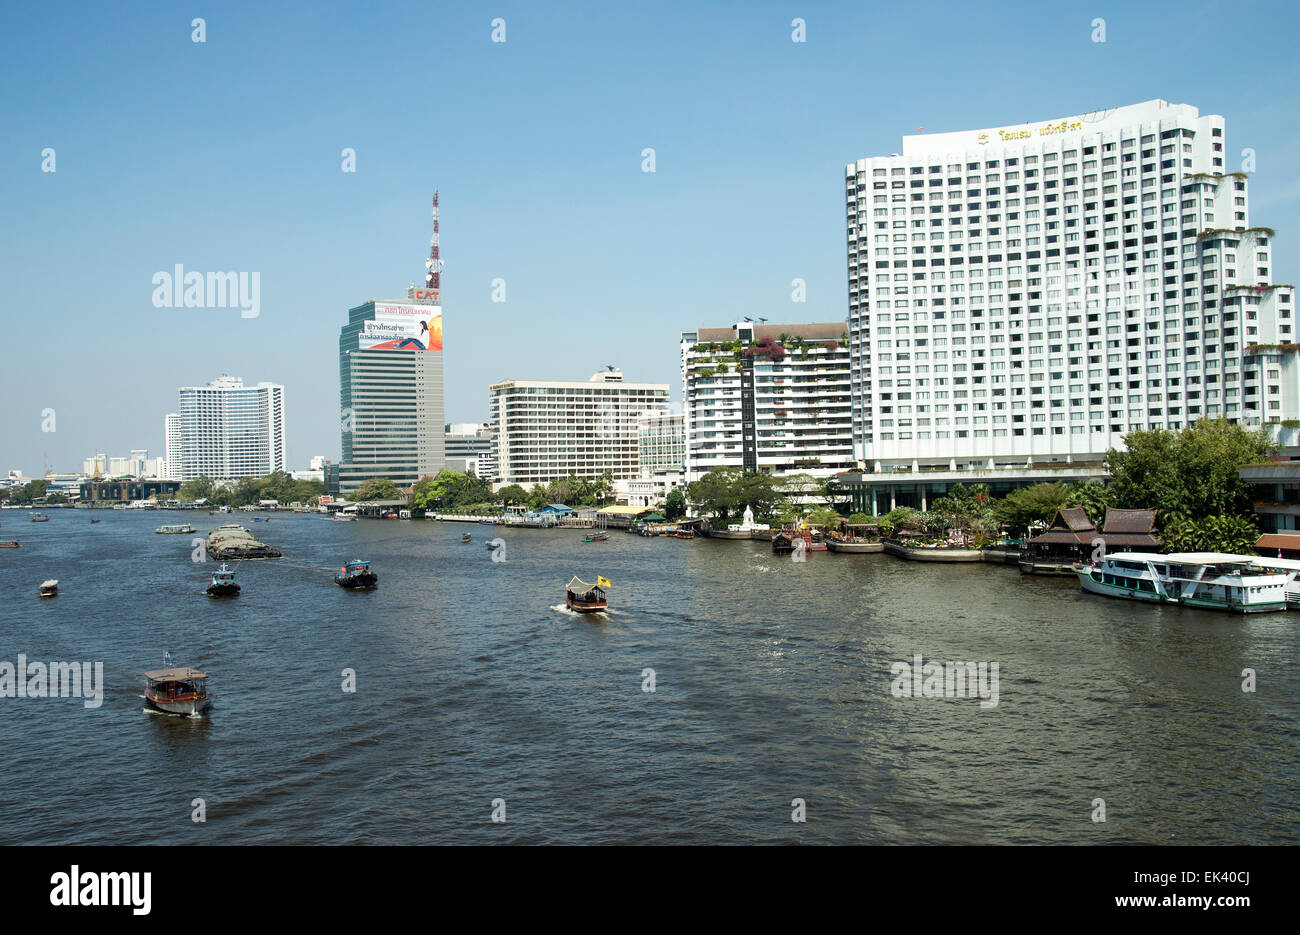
425;191;441;291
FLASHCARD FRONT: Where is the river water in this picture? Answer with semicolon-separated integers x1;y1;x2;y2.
1;510;1296;844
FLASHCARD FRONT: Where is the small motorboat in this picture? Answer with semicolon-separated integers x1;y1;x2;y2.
90;518;101;524
30;513;50;523
583;532;608;542
143;666;211;717
39;579;58;598
0;540;20;549
461;532;472;543
565;576;608;614
206;563;240;597
335;559;378;589
485;539;503;551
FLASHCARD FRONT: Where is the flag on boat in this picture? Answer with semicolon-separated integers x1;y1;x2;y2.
597;575;611;588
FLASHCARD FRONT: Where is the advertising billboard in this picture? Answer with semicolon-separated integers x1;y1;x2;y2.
359;302;443;351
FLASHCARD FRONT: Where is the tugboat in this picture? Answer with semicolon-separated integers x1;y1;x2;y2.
206;563;240;598
39;579;58;598
461;532;472;543
143;666;211;717
335;559;378;589
565;575;609;614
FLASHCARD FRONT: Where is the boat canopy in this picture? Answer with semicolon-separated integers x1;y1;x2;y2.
566;576;601;593
144;667;207;682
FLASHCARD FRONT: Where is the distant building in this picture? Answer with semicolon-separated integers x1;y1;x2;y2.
109;456;132;476
177;376;285;481
82;453;107;476
445;423;494;479
489;370;670;487
681;322;854;481
80;479;181;503
164;413;183;480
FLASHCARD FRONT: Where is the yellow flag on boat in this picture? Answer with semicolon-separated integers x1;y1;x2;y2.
597;575;611;588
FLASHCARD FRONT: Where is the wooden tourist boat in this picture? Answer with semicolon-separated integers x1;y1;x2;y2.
565;575;609;614
771;531;795;554
335;559;378;589
206;563;240;598
143;666;211;717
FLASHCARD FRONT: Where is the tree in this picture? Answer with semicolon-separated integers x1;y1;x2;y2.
496;484;527;505
686;468;742;522
177;476;215;502
847;512;872;526
1106;419;1270;522
995;482;1070;532
806;506;842;527
352;477;401;502
664;488;686;520
931;482;992;532
1162;515;1260;554
526;484;549;510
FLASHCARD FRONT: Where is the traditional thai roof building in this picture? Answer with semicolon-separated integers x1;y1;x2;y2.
1021;506;1160;571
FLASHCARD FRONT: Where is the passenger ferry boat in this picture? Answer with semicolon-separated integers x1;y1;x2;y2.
1075;551;1296;614
143;666;211;717
155;523;195;534
583;531;608;542
39;579;58;598
565;576;608;614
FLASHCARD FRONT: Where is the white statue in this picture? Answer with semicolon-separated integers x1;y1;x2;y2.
742;505;754;529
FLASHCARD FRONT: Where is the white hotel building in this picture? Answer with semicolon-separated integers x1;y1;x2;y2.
489;370;669;488
845;99;1294;479
681;322;855;481
176;376;286;481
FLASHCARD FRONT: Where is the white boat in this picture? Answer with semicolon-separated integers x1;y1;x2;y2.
155;523;195;534
1075;551;1295;614
1246;556;1300;609
332;512;356;522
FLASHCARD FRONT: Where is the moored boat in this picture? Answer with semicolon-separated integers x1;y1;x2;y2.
143;666;211;717
39;579;58;598
772;531;795;553
206;563;240;597
1075;551;1295;614
565;575;609;614
335;559;378;589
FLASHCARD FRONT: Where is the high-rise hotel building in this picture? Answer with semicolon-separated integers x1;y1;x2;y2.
681;322;854;481
176;376;285;480
845;99;1294;472
489;370;669;487
338;286;445;495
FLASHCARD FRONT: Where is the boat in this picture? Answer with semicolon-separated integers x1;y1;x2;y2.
583;531;608;542
206;524;281;560
30;513;50;523
772;531;795;554
485;540;503;551
89;518;101;524
0;540;19;549
206;563;240;597
565;576;608;614
332;512;357;522
335;559;378;589
1075;551;1296;614
155;523;195;534
39;579;58;598
461;532;472;543
143;666;211;717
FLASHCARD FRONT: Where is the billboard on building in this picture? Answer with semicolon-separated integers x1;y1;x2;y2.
360;302;443;351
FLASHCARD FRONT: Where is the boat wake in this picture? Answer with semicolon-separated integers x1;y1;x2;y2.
550;603;609;619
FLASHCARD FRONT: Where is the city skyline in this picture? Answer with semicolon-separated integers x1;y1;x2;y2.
6;2;1300;477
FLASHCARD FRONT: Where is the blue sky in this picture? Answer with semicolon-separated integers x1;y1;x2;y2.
3;0;1300;475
